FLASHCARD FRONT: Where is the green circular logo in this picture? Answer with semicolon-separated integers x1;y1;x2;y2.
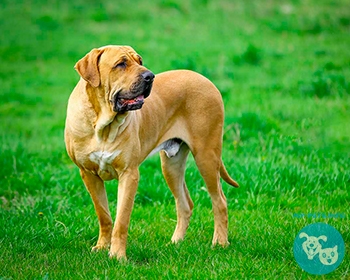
293;223;345;275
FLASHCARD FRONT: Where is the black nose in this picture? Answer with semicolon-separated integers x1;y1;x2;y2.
141;71;155;84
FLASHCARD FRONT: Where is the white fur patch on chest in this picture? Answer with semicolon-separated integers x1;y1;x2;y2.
89;150;121;170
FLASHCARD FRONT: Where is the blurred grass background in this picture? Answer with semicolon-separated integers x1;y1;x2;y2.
0;0;349;278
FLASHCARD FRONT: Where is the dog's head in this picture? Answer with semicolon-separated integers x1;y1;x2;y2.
299;232;327;259
75;45;154;113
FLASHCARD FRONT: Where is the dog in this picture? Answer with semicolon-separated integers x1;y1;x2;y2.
64;45;239;259
299;232;327;260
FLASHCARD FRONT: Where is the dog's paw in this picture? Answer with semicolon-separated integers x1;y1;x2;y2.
108;251;127;262
212;235;230;247
171;234;185;244
212;240;230;248
91;244;110;252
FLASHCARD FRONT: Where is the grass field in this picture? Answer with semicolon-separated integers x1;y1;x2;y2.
1;0;349;278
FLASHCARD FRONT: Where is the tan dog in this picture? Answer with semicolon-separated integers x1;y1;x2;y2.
65;45;239;259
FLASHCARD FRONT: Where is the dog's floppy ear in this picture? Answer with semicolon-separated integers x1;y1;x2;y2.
318;235;327;242
299;232;309;240
75;48;104;88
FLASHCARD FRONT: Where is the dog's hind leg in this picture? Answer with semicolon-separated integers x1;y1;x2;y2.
193;149;229;247
160;142;193;243
80;170;113;251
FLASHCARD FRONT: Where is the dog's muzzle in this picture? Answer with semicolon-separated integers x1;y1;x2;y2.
113;70;155;113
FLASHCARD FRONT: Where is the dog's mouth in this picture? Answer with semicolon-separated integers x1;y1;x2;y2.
114;94;145;113
112;80;153;113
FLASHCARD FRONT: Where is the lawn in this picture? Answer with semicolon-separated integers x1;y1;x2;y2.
0;0;349;279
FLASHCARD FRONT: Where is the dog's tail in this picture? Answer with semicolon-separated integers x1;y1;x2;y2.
220;162;239;187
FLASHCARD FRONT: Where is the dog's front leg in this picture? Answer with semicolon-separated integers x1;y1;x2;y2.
80;170;113;251
109;168;139;260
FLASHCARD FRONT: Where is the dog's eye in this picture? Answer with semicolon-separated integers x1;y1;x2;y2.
138;56;143;65
114;62;127;69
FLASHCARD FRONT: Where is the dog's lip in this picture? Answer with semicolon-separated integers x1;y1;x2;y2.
118;95;144;104
110;92;145;103
110;94;145;112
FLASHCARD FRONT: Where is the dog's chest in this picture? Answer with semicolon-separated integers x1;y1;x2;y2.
88;150;121;180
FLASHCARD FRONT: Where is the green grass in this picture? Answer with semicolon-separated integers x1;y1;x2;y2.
1;0;350;278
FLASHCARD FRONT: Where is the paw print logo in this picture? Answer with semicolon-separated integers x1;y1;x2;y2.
294;223;345;275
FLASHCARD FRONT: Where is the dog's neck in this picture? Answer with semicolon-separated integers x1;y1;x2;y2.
95;112;131;143
86;84;129;143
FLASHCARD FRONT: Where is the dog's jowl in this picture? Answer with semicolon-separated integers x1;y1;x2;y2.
64;45;239;259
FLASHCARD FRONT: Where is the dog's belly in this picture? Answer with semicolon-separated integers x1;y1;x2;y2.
88;150;121;180
83;139;182;181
